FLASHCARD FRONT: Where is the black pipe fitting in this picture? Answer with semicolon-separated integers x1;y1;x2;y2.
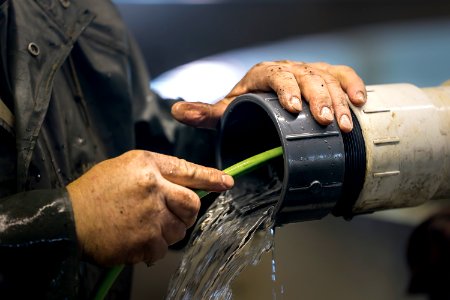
217;93;366;225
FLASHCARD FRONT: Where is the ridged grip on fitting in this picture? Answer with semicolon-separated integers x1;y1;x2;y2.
348;84;450;214
218;93;346;225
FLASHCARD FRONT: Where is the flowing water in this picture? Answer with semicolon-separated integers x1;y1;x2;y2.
270;228;285;299
166;176;283;300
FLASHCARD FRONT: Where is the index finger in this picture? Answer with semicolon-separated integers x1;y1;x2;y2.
149;152;234;191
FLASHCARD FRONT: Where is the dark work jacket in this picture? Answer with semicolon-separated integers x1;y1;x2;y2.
0;0;216;298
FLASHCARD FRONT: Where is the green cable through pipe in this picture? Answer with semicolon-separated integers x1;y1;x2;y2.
94;146;284;300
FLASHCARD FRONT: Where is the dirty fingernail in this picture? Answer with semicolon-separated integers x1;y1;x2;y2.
356;91;366;103
222;174;234;188
340;114;352;131
171;102;182;117
321;107;333;121
291;96;302;112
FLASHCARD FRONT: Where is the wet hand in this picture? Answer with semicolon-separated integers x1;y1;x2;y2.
171;61;366;133
67;150;234;266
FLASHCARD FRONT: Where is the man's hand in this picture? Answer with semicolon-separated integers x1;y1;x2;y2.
67;150;234;266
171;61;366;133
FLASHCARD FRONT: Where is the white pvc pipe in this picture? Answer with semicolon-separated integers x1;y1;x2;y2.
350;83;450;214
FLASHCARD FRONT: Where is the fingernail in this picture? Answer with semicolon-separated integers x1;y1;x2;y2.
221;174;234;188
291;97;302;112
171;102;182;117
340;114;352;131
356;91;366;103
321;107;333;122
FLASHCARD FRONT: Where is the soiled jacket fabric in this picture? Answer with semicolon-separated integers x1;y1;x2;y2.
0;0;216;298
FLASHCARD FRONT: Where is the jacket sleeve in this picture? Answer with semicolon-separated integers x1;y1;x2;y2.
0;128;80;298
128;34;218;168
0;191;80;298
0;4;80;297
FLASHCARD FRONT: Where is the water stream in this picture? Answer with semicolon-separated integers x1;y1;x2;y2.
270;228;285;299
166;176;283;300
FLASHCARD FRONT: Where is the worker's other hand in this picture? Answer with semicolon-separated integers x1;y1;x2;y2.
67;150;234;266
407;207;450;299
171;61;366;133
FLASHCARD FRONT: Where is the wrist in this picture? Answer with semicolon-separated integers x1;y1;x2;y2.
66;182;88;258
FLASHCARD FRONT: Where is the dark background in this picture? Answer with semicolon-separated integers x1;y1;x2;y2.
113;2;450;299
116;0;450;77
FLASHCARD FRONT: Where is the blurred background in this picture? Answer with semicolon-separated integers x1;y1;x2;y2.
114;0;450;299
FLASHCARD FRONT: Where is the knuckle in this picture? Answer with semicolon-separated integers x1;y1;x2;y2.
277;71;295;81
143;171;159;189
300;66;316;77
254;61;269;68
136;167;160;189
268;71;295;87
334;100;349;110
336;65;356;75
302;72;322;83
323;75;339;86
265;64;289;75
314;61;331;69
311;90;332;105
178;158;189;173
179;159;197;179
274;59;293;65
203;169;216;184
126;149;145;159
335;95;350;108
125;150;153;167
211;169;225;186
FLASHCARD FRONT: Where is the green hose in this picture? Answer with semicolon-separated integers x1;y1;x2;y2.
196;146;283;198
94;146;283;300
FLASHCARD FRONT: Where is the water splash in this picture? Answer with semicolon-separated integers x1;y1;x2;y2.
270;228;285;299
166;177;282;300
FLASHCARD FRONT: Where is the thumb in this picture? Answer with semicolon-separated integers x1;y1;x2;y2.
171;100;230;129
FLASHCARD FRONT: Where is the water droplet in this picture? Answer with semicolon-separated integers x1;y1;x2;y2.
76;137;85;145
270;229;285;300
